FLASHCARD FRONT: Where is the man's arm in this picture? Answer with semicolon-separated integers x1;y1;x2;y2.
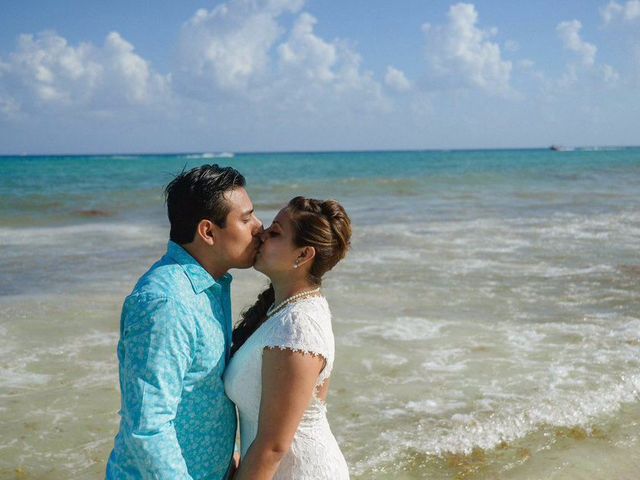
120;296;196;479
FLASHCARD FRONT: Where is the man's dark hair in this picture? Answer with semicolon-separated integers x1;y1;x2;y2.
164;164;246;244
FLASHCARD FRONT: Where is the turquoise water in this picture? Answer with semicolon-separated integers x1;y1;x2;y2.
1;149;640;479
2;149;639;227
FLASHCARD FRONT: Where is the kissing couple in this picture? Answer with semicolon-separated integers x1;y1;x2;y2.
105;164;351;479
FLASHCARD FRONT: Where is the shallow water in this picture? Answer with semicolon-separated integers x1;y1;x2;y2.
1;149;639;479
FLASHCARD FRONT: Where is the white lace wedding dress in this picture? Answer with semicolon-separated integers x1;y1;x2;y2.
224;296;349;479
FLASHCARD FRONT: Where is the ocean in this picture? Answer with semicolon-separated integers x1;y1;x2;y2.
1;149;639;479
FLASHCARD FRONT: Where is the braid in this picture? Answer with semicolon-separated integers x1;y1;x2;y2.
231;284;274;356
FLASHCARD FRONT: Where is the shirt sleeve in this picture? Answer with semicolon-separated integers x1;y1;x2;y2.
120;295;196;479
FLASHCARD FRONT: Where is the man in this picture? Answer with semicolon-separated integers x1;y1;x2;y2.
106;165;262;479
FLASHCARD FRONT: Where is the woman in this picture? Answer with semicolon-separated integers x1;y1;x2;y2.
224;196;351;480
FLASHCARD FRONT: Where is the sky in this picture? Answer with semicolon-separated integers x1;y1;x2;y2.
0;0;639;154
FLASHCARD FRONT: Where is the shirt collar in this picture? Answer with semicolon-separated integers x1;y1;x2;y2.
166;241;232;294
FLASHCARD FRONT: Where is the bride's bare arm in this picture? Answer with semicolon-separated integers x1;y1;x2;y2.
233;348;324;480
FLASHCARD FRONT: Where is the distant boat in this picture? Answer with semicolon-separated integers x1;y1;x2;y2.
550;145;573;152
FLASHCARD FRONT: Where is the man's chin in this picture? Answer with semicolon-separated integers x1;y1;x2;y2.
251;256;264;272
234;261;255;270
233;253;260;270
252;262;265;273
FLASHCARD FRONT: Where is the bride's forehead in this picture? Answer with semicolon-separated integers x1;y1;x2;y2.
273;208;290;224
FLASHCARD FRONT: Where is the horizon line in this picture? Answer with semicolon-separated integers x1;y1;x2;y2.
1;144;639;158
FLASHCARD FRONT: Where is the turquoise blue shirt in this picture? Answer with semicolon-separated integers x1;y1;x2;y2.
106;241;237;480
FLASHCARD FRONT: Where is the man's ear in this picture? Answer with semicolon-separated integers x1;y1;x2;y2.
195;219;216;246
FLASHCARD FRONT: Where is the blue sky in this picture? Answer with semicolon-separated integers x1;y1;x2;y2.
0;0;638;154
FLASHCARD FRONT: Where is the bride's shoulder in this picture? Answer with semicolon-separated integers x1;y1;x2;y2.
287;296;331;322
269;296;331;333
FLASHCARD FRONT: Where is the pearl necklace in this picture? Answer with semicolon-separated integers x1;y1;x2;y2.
266;287;321;318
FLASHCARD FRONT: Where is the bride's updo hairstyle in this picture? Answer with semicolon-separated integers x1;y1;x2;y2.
231;196;351;355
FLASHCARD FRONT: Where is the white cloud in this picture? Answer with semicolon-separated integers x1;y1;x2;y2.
0;92;21;119
504;40;519;52
175;1;386;114
103;32;169;105
272;12;387;113
422;3;512;95
4;32;102;108
384;66;411;91
518;59;535;69
0;30;169;117
275;11;379;94
176;2;297;92
1;0;387;136
556;20;597;67
552;20;619;90
601;63;620;84
602;1;624;23
263;0;305;14
601;1;640;24
277;13;338;83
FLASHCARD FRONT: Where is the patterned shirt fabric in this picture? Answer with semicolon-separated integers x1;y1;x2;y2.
106;241;237;480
